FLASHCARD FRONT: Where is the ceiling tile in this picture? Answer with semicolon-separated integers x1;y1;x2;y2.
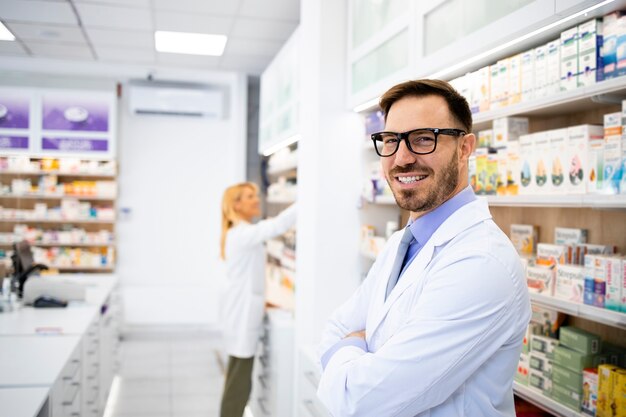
154;11;232;34
239;0;299;21
74;3;152;31
74;0;150;7
7;22;86;44
231;17;297;41
224;38;282;57
157;52;220;69
0;0;78;25
85;27;153;48
219;54;270;74
25;41;94;59
0;40;28;56
153;0;242;15
96;46;156;63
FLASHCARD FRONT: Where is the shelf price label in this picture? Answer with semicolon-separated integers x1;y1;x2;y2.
42;137;109;153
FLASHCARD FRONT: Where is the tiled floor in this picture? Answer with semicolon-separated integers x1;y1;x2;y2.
107;332;226;417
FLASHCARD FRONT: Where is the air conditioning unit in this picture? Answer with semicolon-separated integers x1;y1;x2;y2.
127;80;224;118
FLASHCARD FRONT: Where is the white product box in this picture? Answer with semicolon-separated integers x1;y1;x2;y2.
489;64;501;109
582;369;598;416
605;257;623;311
510;224;539;255
622;100;626;194
527;265;555;295
560;26;579;91
534;44;548;98
603;112;623;194
554;227;588;245
578;19;603;87
492;117;529;149
555;264;585;303
546;39;561;94
529;351;554;376
537;243;570;265
588;129;605;193
498;58;511;108
567;125;604;194
497;148;508;196
478;129;493;148
533;131;550;193
509;54;522;104
521;48;535;102
601;11;626;80
486;152;498;195
576;244;616;266
548;128;569;194
506;141;521;195
519;133;535;195
472;66;491;113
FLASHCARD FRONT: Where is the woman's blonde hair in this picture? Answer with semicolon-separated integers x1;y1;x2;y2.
220;182;259;260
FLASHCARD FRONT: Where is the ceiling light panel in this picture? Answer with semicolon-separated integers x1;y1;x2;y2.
154;31;227;56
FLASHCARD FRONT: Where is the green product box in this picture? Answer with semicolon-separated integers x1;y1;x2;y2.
552;383;582;412
529;369;553;396
593;354;610;368
554;346;595;373
530;334;559;358
601;342;626;367
552;364;583;393
529;351;553;376
559;326;601;355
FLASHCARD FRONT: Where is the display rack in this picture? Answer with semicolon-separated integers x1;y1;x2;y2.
485;194;626;209
529;293;626;330
513;382;584;417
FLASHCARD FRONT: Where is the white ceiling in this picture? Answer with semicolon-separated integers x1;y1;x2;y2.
0;0;300;75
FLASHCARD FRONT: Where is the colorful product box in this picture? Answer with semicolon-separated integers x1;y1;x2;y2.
554;227;588;245
560;26;579;91
530;335;559;359
621;99;626;195
554;345;595;373
529;369;553;395
534;44;548;98
605;256;623;312
597;364;619;417
474;147;488;195
526;264;555;295
552;383;582;412
505;141;521;195
567;124;604;194
520;48;535;102
559;326;601;355
548;128;569;194
496;148;508;196
552;364;583;393
486;152;498;195
578;18;603;86
537;243;570;265
510;224;538;255
555;264;585;303
601;11;626;80
530;305;564;338
474;66;491;113
616;369;626;417
546;39;561;94
478;129;492;148
533;131;550;193
588;128;605;193
582;368;599;416
622;260;626;313
604;112;623;194
516;353;530;385
492;117;529;148
519;133;535;195
576;244;615;266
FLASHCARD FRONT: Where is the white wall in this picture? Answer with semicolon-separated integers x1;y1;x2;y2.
118;75;247;328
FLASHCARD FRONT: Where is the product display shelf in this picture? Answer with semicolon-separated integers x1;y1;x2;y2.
529;292;626;330
363;194;396;205
52;266;114;272
267;161;298;177
472;76;626;131
0;170;115;179
0;194;115;201
267;196;297;204
512;382;584;417
0;218;115;225
484;194;626;209
0;242;114;248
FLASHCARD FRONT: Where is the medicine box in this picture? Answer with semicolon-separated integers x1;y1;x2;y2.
526;265;555;295
529;351;554;376
505;141;521;195
552;383;582;412
622;259;626;313
555;264;585;303
578;18;603;87
567;125;604;194
486;152;498;195
603;112;623;194
518;133;535;195
510;224;538;255
582;368;599;416
546;39;561;94
589;128;605;193
554;345;595;373
516;353;530;385
497;58;510;108
509;54;522;104
601;11;626;80
548;128;569;194
475;66;491;113
474;147;488;195
559;326;601;355
615;369;626;417
533;131;550;193
621;100;626;195
523;322;543;354
492;117;528;148
530;305;564;338
576;243;615;266
597;364;619;417
530;334;559;359
537;243;569;265
489;64;501;109
478;129;492;148
534;44;548;98
520;48;534;102
560;26;579;91
552;364;583;393
529;369;552;396
605;256;623;312
555;227;588;245
496;148;508;196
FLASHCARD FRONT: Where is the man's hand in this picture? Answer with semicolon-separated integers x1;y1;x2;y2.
345;330;366;340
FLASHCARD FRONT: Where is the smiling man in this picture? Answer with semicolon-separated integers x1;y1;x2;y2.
317;80;531;417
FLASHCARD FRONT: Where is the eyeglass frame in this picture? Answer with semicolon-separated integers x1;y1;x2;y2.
371;127;466;157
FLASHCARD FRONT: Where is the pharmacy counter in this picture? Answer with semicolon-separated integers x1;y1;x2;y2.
0;387;49;417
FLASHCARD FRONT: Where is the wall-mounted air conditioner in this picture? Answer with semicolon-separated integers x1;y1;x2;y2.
127;80;225;118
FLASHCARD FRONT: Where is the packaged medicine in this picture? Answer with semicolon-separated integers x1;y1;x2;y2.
578;18;603;87
509;54;522;104
529;369;553;395
520;48;534;102
478;129;492;148
605;257;623;312
603;112;623;194
519;134;535;195
530;335;559;359
526;265;555;295
510;224;538;255
534;44;548;98
533;132;550;193
567;125;604;194
559;326;601;355
537;243;570;265
492;117;529;148
554;227;588;245
474;148;488;195
555;264;585;303
582;368;598;416
560;26;579;91
549;128;569;194
546;39;561;94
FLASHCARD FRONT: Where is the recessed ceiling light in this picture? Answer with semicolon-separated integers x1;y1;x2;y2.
0;21;15;41
154;31;227;56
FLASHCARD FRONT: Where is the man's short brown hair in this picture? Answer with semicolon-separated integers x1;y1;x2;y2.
379;79;472;133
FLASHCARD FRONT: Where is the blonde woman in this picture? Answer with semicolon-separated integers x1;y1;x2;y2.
219;182;296;417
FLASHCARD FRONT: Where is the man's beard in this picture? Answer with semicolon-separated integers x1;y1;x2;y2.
388;149;459;213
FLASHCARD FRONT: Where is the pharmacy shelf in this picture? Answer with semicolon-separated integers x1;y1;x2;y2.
0;242;114;248
52;266;114;272
0;219;115;225
529;293;626;330
267;196;296;204
473;76;626;131
0;194;115;201
267;161;298;177
484;194;626;209
0;170;115;179
363;194;396;205
513;382;583;417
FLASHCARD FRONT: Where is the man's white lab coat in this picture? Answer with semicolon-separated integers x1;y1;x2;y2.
318;198;531;417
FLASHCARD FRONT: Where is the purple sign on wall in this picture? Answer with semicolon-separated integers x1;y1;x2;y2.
42;95;109;132
0;135;29;150
364;110;384;135
0;96;30;129
42;137;109;153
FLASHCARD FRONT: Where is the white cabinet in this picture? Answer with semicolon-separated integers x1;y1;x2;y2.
297;346;330;417
49;341;82;417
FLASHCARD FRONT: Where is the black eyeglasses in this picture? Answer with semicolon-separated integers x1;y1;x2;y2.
371;128;466;157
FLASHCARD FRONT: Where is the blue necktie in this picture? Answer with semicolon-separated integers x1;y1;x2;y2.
385;227;414;300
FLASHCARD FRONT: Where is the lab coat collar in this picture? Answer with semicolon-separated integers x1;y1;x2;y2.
368;197;492;339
